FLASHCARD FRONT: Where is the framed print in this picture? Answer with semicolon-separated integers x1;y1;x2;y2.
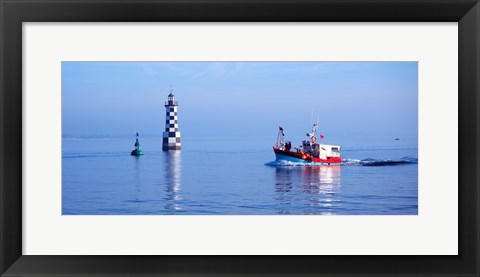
23;24;454;256
1;0;479;276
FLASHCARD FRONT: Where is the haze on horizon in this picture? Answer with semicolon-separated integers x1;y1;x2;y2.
62;61;418;145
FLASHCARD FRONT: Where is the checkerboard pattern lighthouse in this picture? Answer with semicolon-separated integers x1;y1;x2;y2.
162;88;181;151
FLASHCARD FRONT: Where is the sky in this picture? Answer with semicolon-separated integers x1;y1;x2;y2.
62;61;418;144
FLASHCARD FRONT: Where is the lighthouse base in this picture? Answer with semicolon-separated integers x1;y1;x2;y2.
162;144;181;151
162;133;181;151
162;138;181;151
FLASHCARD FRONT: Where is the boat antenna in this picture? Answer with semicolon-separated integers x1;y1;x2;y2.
311;115;318;134
311;108;315;126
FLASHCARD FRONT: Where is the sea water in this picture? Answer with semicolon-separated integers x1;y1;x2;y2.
62;136;417;215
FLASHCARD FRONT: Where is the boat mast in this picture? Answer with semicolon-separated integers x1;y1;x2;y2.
312;117;319;144
276;126;285;148
307;122;318;144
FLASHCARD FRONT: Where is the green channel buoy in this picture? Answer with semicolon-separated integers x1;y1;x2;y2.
131;132;144;156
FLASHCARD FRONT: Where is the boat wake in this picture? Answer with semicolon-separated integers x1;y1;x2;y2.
343;156;417;166
266;156;417;167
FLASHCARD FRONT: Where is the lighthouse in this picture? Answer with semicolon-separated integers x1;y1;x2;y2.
162;88;181;151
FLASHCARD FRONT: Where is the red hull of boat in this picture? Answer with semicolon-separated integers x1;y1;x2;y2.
273;147;341;164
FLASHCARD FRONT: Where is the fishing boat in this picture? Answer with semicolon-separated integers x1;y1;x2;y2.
273;124;341;165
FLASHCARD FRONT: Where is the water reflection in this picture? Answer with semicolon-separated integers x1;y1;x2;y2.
163;151;182;213
133;156;141;203
274;166;342;215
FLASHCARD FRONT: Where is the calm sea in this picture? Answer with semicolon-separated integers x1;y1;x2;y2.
62;136;418;215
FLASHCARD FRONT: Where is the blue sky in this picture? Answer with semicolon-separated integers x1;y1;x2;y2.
62;62;417;143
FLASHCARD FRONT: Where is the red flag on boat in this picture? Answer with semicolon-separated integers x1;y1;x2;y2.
320;134;324;139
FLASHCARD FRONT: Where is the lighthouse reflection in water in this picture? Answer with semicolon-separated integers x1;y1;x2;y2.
164;151;182;213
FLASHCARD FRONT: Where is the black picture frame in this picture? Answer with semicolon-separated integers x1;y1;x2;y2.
1;0;479;276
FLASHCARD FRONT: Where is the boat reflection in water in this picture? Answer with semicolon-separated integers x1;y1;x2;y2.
163;151;182;213
274;166;342;215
